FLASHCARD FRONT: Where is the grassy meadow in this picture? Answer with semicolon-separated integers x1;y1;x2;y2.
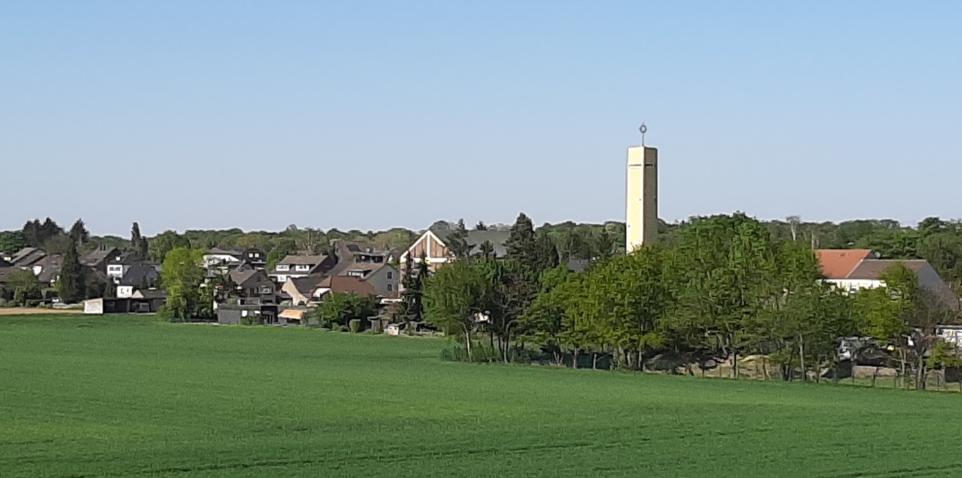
3;314;962;477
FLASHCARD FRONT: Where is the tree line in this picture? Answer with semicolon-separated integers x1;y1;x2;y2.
422;213;961;390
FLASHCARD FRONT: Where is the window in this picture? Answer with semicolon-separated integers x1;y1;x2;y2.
294;264;311;272
387;271;393;279
387;284;393;291
276;264;290;272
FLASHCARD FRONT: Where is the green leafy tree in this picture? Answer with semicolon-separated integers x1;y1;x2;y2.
131;222;149;259
149;231;191;263
314;293;378;328
424;259;487;358
0;231;27;254
7;269;41;306
160;247;205;321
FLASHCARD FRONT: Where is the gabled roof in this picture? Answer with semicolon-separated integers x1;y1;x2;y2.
816;249;874;279
427;228;511;258
229;268;272;289
119;263;160;287
289;275;325;296
279;255;328;266
846;259;931;280
316;275;376;296
81;247;120;267
207;247;242;257
10;247;46;267
34;254;63;283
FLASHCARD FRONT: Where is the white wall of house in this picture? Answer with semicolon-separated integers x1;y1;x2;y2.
825;279;884;292
203;254;240;268
117;286;134;298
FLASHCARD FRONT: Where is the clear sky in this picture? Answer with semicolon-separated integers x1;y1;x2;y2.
2;1;960;236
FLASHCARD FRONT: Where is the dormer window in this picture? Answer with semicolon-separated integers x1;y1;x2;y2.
276;264;290;272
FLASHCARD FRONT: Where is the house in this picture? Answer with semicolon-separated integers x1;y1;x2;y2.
340;262;399;298
84;289;166;314
242;248;267;269
202;248;243;271
281;275;324;306
8;247;46;267
32;254;63;288
311;275;376;301
116;264;161;298
216;303;277;325
817;249;960;311
269;254;335;283
399;228;509;270
228;268;276;303
81;246;121;272
106;252;143;283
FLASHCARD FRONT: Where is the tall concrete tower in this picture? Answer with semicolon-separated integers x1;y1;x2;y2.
625;131;658;252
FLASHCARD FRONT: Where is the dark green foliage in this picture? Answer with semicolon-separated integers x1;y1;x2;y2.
57;240;85;304
68;219;89;246
131;222;149;259
399;253;425;322
446;219;471;258
6;269;41;305
0;231;27;253
149;230;191;263
21;218;64;247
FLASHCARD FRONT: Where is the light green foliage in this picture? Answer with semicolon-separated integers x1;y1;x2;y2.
424;260;486;354
313;293;378;328
6;315;962;477
4;269;41;305
160;247;205;321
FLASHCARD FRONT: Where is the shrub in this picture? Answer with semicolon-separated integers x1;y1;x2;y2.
348;319;363;334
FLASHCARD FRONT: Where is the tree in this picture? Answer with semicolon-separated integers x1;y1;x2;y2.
400;253;424;322
149;230;191;263
57;239;85;304
314;293;378;328
505;213;536;266
475;221;488;231
6;269;41;306
0;231;27;253
446;219;471;258
532;231;560;272
595;228;614;259
424;260;487;359
477;241;495;260
68;219;89;247
160;247;205;321
131;222;148;259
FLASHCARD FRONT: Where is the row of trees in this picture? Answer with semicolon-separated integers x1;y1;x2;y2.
423;213;960;390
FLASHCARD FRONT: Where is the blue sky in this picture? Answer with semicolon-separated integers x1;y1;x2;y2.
2;1;960;235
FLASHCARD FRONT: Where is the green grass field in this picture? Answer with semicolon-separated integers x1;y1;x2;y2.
3;314;962;477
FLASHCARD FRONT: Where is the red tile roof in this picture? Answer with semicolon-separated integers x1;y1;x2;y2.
815;249;874;279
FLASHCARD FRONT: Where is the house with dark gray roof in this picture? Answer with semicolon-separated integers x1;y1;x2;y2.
9;247;46;267
269;254;335;283
81;246;121;272
817;251;960;311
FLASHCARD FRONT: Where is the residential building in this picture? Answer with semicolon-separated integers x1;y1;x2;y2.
116;264;161;299
32;254;63;287
340;262;398;297
8;247;46;268
817;249;960;311
270;254;335;283
399;228;509;270
202;248;243;270
228;268;276;303
81;246;121;273
106;252;143;284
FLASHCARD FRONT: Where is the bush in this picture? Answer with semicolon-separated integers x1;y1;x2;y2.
348;319;363;333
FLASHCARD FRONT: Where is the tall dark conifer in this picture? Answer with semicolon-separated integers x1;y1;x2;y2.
57;240;85;303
